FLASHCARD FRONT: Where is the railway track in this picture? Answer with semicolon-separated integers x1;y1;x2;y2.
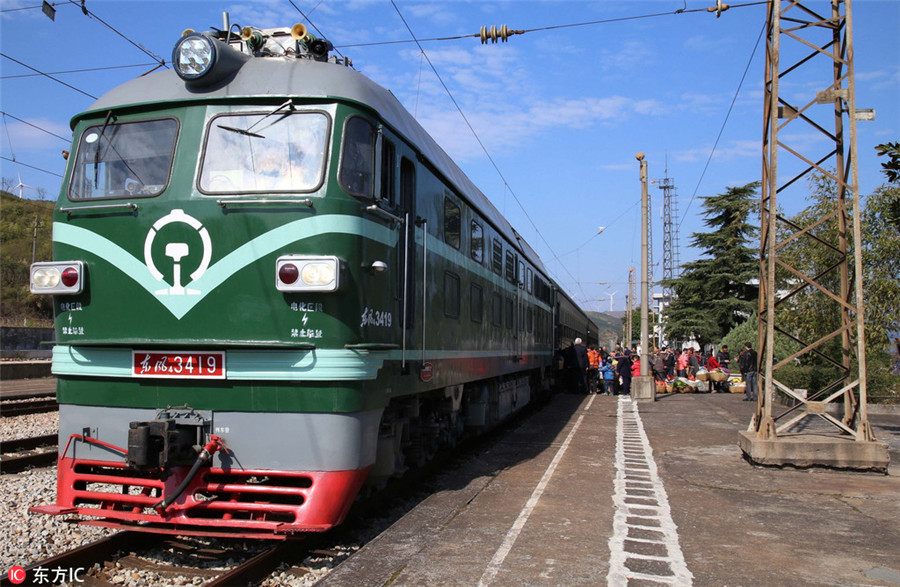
0;531;322;586
1;433;58;474
0;393;58;417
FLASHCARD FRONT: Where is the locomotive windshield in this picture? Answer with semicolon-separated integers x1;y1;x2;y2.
200;111;328;193
69;118;178;200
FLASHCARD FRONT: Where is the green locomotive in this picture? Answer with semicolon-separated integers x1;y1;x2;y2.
29;19;598;538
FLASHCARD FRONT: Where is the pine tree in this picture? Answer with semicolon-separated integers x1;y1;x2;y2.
663;182;759;345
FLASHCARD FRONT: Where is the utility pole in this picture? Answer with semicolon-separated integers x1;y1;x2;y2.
740;0;887;470
634;154;654;401
31;215;41;264
625;268;633;348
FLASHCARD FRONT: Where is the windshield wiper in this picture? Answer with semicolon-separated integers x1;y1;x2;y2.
217;125;266;138
94;110;116;189
216;99;295;139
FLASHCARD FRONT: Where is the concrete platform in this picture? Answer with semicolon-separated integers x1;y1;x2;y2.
738;429;891;471
321;393;900;586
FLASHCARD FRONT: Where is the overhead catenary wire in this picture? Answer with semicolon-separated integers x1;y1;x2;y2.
1;111;70;142
64;0;167;68
678;19;766;230
0;155;64;178
0;52;97;100
1;62;161;80
388;0;581;294
338;1;768;48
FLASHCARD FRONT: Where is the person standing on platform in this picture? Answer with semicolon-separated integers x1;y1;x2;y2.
573;338;589;394
617;350;634;396
587;345;601;394
717;345;732;373
740;343;758;401
663;346;676;379
599;357;614;395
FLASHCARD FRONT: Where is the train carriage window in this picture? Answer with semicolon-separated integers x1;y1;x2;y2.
470;283;483;323
380;138;395;204
470;221;484;264
444;197;461;249
505;251;515;284
526;268;533;294
200;111;328;194
70;118;178;200
444;272;460;319
338;116;376;197
491;238;503;275
492;293;502;326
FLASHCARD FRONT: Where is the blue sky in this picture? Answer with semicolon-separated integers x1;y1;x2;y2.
2;0;898;313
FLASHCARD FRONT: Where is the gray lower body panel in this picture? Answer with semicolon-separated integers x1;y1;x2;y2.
59;404;383;471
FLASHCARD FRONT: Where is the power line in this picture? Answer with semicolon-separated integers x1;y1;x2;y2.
0;155;65;178
339;1;768;48
0;52;97;99
64;0;167;68
678;19;766;230
1;111;70;142
389;0;581;294
0;2;65;13
1;62;160;80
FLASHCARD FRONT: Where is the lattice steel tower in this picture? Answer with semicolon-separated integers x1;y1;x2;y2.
742;0;887;469
660;172;680;304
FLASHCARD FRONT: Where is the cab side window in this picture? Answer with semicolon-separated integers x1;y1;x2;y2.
339;117;375;197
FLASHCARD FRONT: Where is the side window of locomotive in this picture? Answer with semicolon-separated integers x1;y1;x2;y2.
470;283;483;323
200;111;328;194
505;251;515;284
444;197;461;249
69;118;178;200
526;268;533;294
339;116;376;197
491;238;503;275
444;272;460;319
380;138;396;204
470;221;484;264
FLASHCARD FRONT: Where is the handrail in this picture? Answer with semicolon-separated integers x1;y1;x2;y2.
59;202;138;216
217;198;313;209
365;204;405;225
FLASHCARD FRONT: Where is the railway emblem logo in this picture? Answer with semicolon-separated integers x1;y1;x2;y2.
144;209;212;296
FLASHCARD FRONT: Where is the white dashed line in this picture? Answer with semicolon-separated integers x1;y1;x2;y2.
478;395;595;586
608;396;693;586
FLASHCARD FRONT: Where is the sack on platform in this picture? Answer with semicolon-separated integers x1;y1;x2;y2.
696;380;709;392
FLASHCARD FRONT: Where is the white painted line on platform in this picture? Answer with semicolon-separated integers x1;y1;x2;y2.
478;399;589;586
608;396;693;586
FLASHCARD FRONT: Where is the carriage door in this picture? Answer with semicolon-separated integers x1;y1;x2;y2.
399;157;416;369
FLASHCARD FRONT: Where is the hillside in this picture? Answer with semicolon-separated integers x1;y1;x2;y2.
586;310;622;348
0;192;55;326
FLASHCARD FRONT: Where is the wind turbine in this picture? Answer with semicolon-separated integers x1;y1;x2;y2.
607;291;618;312
12;171;35;198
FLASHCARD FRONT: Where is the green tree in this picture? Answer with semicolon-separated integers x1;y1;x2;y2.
663;182;760;346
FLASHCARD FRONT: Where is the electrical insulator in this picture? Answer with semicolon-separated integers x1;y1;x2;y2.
479;25;523;44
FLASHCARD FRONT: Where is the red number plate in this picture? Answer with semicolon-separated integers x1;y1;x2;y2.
132;351;226;379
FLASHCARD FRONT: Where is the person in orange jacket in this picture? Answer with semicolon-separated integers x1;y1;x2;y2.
586;344;601;394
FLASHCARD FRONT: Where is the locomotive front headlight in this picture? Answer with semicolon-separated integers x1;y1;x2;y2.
30;261;85;295
173;33;216;80
276;256;340;292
